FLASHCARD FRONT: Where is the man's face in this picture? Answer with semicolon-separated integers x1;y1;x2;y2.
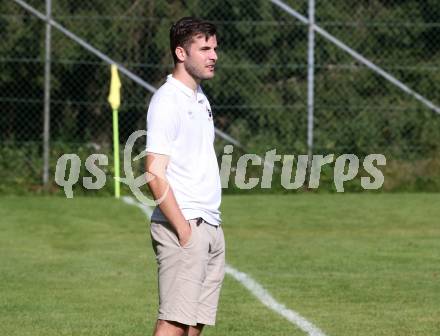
183;34;218;81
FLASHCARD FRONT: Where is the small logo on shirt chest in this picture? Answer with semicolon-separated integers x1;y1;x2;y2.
187;105;213;121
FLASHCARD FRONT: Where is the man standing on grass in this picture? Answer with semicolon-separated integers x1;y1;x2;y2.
145;17;225;336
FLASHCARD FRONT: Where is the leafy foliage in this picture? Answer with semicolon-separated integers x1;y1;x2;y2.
1;0;440;192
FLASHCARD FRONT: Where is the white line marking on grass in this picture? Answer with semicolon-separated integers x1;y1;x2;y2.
121;196;327;336
225;265;327;336
121;196;153;218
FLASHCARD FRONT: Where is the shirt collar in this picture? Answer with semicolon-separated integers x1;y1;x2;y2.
167;74;205;102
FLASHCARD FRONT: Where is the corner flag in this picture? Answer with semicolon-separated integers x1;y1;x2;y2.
108;64;121;198
108;64;121;110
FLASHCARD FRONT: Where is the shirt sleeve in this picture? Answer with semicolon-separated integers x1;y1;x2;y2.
146;95;180;156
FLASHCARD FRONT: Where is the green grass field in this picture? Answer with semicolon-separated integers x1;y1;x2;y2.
1;194;439;335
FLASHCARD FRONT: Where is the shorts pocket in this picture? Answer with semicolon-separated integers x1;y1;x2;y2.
180;220;197;249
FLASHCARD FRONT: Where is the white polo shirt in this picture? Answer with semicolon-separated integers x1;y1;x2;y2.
146;75;221;225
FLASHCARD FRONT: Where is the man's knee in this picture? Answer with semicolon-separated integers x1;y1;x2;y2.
154;319;187;336
186;323;205;336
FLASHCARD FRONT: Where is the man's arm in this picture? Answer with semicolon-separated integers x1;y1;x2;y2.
145;152;191;246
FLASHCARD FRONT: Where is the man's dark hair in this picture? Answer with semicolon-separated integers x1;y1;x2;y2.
170;17;217;64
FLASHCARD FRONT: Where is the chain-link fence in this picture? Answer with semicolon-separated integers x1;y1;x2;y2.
1;0;440;194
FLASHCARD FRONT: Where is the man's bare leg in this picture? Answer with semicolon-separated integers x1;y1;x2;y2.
186;323;204;336
153;320;187;336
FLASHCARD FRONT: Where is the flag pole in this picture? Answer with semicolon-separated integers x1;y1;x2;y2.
108;64;121;198
112;108;120;198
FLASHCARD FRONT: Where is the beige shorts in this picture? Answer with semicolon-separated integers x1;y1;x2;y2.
150;218;225;326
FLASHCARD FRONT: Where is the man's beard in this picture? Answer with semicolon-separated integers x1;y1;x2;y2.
184;61;213;81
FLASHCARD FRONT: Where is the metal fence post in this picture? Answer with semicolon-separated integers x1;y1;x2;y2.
307;0;315;183
43;0;52;189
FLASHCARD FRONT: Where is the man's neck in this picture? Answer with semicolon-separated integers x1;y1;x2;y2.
172;67;200;92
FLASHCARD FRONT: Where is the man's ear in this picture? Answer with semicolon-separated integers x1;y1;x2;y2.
175;46;186;62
